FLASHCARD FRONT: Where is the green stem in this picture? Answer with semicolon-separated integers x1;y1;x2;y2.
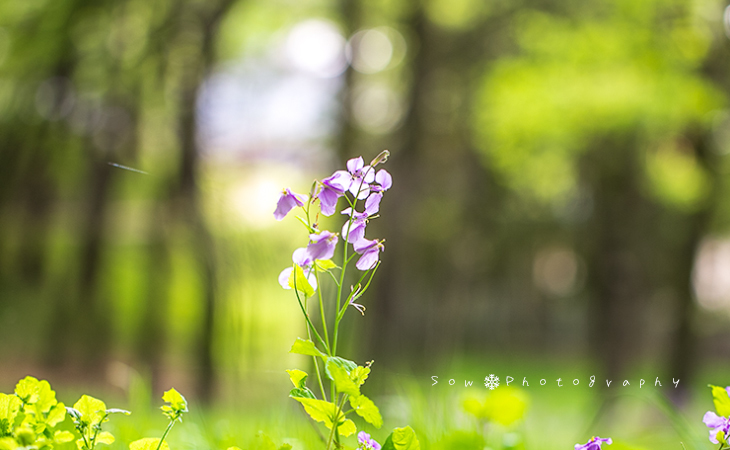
314;269;330;353
293;272;329;353
338;263;379;321
155;418;177;450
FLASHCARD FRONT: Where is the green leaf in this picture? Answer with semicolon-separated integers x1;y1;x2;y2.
73;395;108;426
289;388;316;399
315;260;338;270
337;419;357;437
45;403;66;427
129;438;170;450
349;395;382;428
15;377;42;404
96;431;115;445
288;265;315;298
32;380;58;413
54;430;75;444
0;437;18;450
0;393;21;425
286;369;308;389
351;366;371;387
324;357;356;380
289;338;327;359
382;426;420;450
710;385;730;416
290;398;336;426
278;445;292;450
290;397;356;436
326;360;359;397
162;388;188;413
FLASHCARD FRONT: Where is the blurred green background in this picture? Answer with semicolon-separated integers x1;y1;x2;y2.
2;0;730;447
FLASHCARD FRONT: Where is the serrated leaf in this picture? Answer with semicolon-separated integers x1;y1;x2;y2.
349;395;382;428
96;431;115;445
15;377;41;404
351;366;371;387
33;380;57;413
73;395;107;426
290;397;355;436
289;338;327;359
162;388;188;413
324;357;356;380
326;361;359;397
288;265;315;298
290;397;336;426
54;430;74;444
337;419;357;437
0;394;21;424
286;369;308;389
382;426;420;450
129;438;169;450
710;385;730;416
46;403;66;426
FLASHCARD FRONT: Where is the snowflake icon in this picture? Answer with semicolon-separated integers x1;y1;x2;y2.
484;374;500;390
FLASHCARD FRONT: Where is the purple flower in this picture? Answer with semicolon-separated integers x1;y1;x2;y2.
353;238;384;271
278;248;317;291
357;432;381;450
347;157;376;199
341;193;382;244
370;169;392;193
317;170;351;216
306;231;338;261
274;188;307;221
704;411;730;444
575;437;612;450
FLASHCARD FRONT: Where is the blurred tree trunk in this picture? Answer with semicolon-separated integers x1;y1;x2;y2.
335;0;360;162
581;135;654;382
172;0;236;403
367;3;430;364
136;202;172;393
667;129;718;404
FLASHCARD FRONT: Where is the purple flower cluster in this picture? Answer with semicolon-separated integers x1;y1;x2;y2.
275;154;392;292
704;412;730;445
357;432;381;450
575;437;611;450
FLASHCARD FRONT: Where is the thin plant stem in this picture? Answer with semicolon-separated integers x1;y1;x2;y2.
314;269;330;353
154;418;177;450
293;273;329;353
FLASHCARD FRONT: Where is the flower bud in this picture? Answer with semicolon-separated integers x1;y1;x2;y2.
370;150;390;167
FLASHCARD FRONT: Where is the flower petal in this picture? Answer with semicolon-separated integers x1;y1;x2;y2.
274;192;297;220
704;411;725;429
325;170;352;192
278;267;293;289
342;220;365;244
347;157;364;174
356;248;380;270
292;247;313;266
375;169;392;190
365;193;382;216
318;188;339;216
